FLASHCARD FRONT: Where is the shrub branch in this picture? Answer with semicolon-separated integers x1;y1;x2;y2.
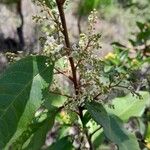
55;0;78;93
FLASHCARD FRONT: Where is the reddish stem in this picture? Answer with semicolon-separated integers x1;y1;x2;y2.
56;0;78;94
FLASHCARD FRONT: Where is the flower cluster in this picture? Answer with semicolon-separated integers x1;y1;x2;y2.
32;2;142;110
5;52;21;63
42;36;64;60
104;52;117;59
72;11;105;104
33;0;68;62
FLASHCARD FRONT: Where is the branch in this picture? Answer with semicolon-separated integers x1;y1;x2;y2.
77;15;82;34
55;0;78;94
90;126;102;138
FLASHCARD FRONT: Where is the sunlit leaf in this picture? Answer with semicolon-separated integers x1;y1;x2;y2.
23;108;58;150
105;92;150;122
0;56;54;148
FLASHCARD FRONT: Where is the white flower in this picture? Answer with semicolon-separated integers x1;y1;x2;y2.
46;36;55;43
55;44;64;52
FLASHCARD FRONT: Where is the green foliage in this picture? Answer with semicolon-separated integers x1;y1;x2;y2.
23;107;57;150
0;56;54;149
78;0;112;16
106;92;150;122
129;21;150;56
48;136;74;150
145;122;150;148
86;101;140;150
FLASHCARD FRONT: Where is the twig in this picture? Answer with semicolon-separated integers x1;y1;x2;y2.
94;92;102;100
83;39;91;51
78;15;82;34
109;80;123;88
90;126;102;138
49;91;72;98
75;59;83;69
75;39;91;68
54;67;73;81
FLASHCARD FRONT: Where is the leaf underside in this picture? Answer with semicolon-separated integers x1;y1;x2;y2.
86;101;140;150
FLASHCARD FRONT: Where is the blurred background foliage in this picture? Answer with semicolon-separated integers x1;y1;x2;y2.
0;0;150;53
78;0;150;31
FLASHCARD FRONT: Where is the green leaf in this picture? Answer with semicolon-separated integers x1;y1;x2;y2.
44;0;56;9
78;0;112;15
48;136;74;150
23;108;57;150
82;111;92;126
0;56;54;148
145;122;150;142
105;92;150;122
43;89;67;107
86;101;140;150
136;21;145;31
92;129;104;150
57;125;70;139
